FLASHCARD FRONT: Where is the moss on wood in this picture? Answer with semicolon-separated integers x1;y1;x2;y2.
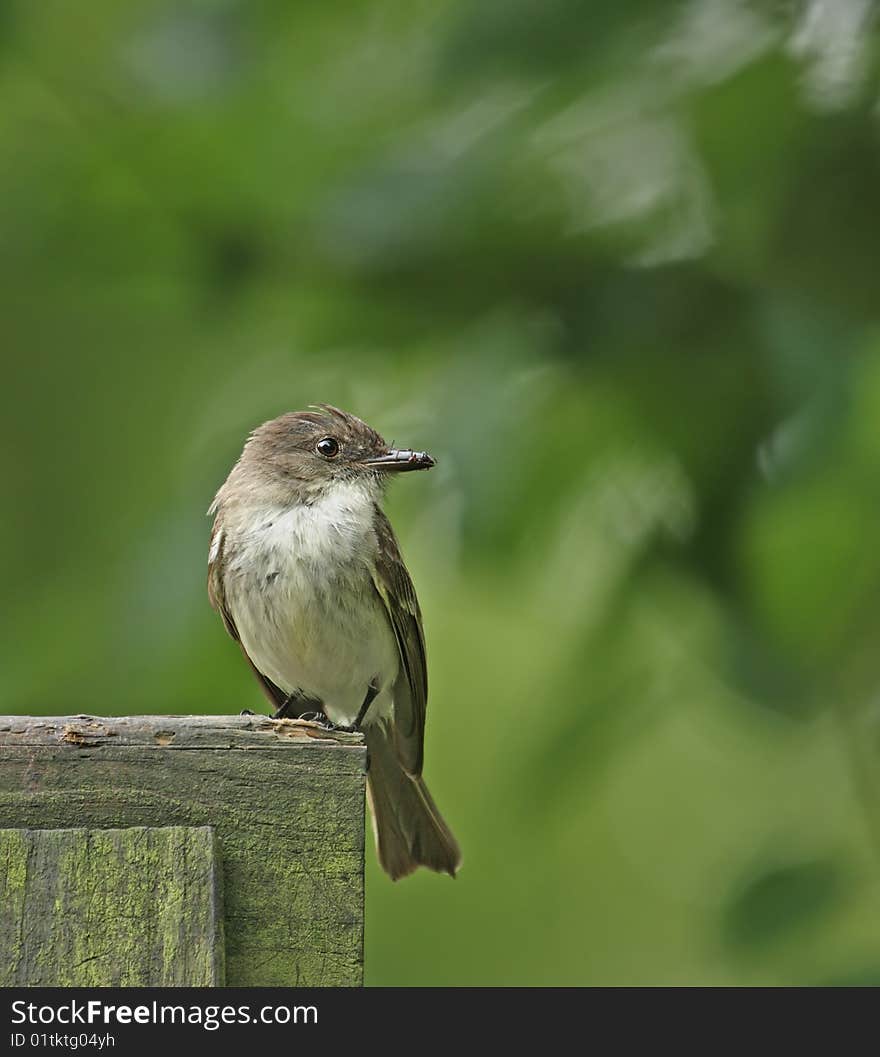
0;715;366;986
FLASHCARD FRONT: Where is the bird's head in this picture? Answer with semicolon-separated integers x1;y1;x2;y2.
225;404;435;504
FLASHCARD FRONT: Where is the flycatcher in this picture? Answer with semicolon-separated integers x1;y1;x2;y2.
207;404;461;880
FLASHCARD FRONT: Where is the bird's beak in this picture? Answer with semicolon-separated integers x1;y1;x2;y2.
364;448;436;472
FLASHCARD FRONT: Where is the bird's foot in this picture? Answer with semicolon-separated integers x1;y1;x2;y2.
294;710;334;728
296;711;359;733
273;690;324;722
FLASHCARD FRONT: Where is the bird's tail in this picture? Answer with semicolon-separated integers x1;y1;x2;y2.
365;724;461;881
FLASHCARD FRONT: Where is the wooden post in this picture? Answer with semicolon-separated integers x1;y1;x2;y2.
0;714;366;987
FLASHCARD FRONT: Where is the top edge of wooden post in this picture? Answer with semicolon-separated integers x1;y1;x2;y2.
0;714;366;754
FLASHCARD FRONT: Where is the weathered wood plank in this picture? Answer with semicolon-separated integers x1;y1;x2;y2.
0;713;363;750
0;715;367;986
0;826;223;986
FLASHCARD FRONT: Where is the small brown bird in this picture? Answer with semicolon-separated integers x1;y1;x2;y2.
207;404;461;880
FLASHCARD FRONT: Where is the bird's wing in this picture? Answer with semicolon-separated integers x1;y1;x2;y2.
208;522;287;711
370;506;427;777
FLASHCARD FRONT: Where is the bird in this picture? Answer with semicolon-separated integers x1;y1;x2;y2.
207;403;461;880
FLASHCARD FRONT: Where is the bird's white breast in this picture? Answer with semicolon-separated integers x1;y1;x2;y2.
221;481;399;726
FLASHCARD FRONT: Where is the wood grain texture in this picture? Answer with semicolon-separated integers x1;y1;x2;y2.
0;713;364;750
0;715;367;986
0;826;223;986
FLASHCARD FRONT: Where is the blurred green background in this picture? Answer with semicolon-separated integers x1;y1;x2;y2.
4;0;880;985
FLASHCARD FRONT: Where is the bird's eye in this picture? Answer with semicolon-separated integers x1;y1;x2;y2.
316;437;340;458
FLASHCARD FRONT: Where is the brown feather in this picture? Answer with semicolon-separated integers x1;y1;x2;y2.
366;725;460;881
370;505;427;777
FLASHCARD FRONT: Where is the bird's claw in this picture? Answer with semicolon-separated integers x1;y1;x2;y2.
297;711;358;733
297;710;333;728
